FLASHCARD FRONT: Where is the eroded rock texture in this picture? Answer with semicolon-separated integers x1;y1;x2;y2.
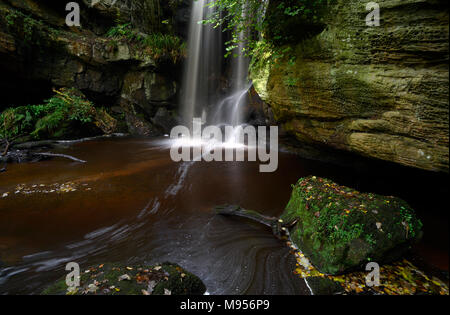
250;0;449;172
0;0;187;136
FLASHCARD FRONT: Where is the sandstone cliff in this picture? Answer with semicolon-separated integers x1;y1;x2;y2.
250;0;449;172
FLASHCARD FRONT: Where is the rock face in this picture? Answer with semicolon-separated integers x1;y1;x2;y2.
280;176;423;275
42;262;206;295
250;0;449;172
0;0;186;136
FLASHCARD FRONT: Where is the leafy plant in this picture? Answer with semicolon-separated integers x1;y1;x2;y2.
106;23;137;41
284;76;300;88
203;0;332;59
0;88;97;141
106;23;186;61
2;9;59;47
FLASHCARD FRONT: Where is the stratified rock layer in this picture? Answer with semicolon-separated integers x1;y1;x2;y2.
250;0;449;172
0;0;186;136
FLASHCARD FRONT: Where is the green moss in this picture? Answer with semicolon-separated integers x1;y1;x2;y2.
1;8;60;48
153;263;206;295
42;262;206;295
106;23;186;62
0;88;117;142
281;176;423;275
41;278;67;295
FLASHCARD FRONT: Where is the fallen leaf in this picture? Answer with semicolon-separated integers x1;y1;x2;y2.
147;280;156;294
118;274;131;281
88;283;98;293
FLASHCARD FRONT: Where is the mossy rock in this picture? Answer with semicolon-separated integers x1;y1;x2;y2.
1;88;119;142
281;176;423;275
42;262;206;295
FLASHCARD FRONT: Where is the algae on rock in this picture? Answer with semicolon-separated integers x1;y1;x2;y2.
281;176;423;275
42;262;206;295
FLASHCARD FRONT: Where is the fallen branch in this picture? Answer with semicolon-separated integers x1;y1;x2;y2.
1;135;22;156
214;204;277;227
1;139;10;157
214;204;299;240
35;152;87;163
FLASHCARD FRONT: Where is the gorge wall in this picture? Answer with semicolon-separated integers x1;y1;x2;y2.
250;0;449;173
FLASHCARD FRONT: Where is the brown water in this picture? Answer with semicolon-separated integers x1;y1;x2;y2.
0;137;448;294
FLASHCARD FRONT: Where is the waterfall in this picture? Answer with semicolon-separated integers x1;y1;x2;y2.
223;28;250;126
181;0;251;129
181;0;222;127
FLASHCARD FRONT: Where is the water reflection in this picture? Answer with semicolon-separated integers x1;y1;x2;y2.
0;137;447;294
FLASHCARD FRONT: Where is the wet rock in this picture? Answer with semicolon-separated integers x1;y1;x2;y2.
281;176;423;275
0;150;50;164
42;262;206;295
152;107;180;134
250;0;449;172
244;85;271;126
0;0;185;136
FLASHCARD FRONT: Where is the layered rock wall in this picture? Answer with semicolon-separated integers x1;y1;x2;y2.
250;0;449;172
0;0;188;136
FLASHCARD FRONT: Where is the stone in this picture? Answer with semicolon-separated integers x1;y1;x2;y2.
0;0;185;137
42;262;206;295
250;0;449;173
280;176;423;275
152;107;180;134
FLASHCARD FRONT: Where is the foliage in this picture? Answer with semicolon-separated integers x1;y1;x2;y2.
106;23;186;61
1;8;59;47
281;176;423;274
203;0;332;58
42;262;206;295
106;23;138;41
0;88;97;141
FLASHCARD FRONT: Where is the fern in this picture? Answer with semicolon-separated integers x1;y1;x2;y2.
0;88;98;141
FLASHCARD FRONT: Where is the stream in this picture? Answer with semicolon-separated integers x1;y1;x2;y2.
0;137;448;294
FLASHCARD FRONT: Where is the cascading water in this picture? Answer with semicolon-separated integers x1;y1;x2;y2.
212;28;250;127
181;0;250;129
181;0;223;127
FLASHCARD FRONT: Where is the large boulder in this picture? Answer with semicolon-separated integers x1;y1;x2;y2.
280;176;423;275
0;0;185;136
42;262;206;295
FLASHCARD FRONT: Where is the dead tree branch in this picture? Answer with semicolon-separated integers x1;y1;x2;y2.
35;153;87;163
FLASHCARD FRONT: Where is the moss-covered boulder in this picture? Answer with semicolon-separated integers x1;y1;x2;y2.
42;262;206;295
281;176;423;275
